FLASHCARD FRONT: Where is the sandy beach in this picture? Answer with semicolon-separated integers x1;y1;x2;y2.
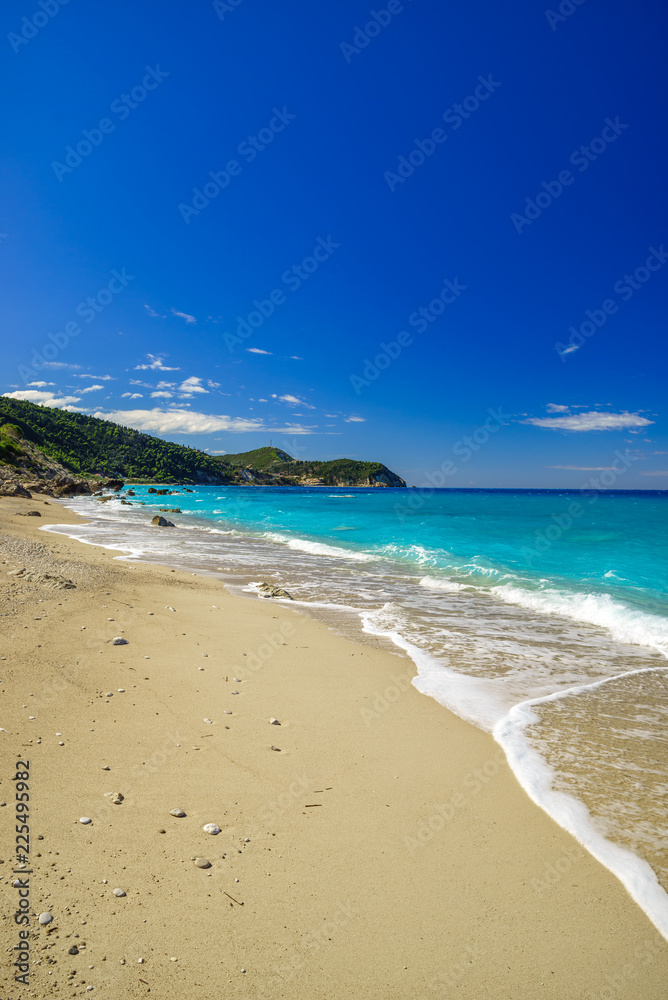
1;495;666;999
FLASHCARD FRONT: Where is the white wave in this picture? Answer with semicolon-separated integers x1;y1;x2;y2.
419;575;471;593
492;583;668;657
495;675;668;941
262;532;376;563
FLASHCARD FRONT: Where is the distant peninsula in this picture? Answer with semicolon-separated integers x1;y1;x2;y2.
0;398;406;493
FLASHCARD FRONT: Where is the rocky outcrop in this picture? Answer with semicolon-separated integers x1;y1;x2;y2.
151;515;175;527
0;482;32;498
257;582;293;600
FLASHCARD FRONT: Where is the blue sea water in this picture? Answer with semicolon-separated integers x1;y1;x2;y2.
49;485;668;937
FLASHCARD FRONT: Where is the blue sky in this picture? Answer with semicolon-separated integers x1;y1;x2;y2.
1;0;667;487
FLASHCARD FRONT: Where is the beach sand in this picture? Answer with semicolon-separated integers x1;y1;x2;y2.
1;496;666;998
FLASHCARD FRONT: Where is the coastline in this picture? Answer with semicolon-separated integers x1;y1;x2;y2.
1;495;667;998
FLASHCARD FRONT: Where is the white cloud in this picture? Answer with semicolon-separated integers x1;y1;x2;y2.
134;354;180;371
76;374;113;380
178;376;208;394
290;356;303;360
271;393;316;409
80;384;104;393
3;390;80;407
26;381;56;387
523;411;654;432
207;380;220;389
640;470;668;477
90;407;315;435
171;309;196;324
144;304;163;318
247;348;272;355
546;403;570;413
345;415;366;423
39;361;81;370
121;392;143;399
558;344;580;357
151;391;173;399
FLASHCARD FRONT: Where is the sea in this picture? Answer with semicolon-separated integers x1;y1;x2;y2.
46;485;668;938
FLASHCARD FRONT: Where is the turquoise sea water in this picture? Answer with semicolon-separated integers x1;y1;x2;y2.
49;485;668;937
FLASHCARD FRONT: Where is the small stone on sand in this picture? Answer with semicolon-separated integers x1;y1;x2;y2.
203;718;212;724
194;858;211;869
111;637;128;646
113;888;126;897
79;817;92;825
169;808;186;818
269;718;281;725
38;912;53;925
202;823;221;835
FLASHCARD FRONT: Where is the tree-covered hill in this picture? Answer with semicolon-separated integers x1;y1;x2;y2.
0;399;406;487
0;397;229;483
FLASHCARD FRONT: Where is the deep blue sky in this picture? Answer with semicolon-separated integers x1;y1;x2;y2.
2;0;667;487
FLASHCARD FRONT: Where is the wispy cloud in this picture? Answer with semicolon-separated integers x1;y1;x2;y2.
546;403;570;413
4;389;80;407
76;374;113;380
640;470;668;477
150;391;173;399
134;354;180;371
271;393;316;409
557;344;580;358
144;304;165;318
121;392;143;399
171;309;196;324
247;348;272;355
345;415;366;423
178;376;208;395
523;410;654;432
80;384;104;394
26;381;56;387
90;407;315;435
39;361;81;370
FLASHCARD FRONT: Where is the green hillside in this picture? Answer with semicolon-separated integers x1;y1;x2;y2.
0;398;406;487
0;397;228;484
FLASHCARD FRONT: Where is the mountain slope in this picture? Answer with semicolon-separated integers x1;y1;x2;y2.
0;399;406;487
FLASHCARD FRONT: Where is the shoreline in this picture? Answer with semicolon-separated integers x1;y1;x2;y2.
1;495;667;997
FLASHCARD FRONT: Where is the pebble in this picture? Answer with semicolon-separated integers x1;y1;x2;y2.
102;766;110;771
38;912;53;925
202;823;221;835
58;742;65;746
269;718;281;725
118;688;125;693
113;888;126;897
69;945;79;955
111;637;128;646
234;678;241;683
224;710;232;715
194;858;211;869
203;718;212;725
169;808;186;818
79;817;92;825
104;792;124;805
